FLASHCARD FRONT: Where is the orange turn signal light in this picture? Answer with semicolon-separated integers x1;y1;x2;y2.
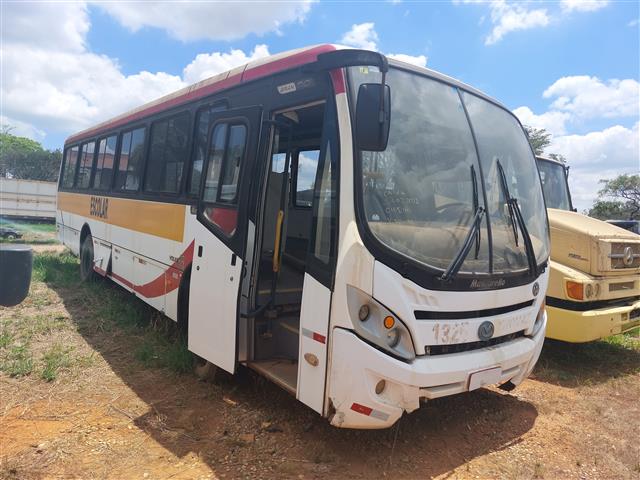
383;316;395;329
566;281;584;300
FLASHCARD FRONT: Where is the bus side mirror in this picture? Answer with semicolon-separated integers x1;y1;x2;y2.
355;83;391;152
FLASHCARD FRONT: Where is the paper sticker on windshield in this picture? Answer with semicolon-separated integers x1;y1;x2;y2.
277;82;297;94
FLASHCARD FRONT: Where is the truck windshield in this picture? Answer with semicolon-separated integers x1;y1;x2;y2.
536;158;572;211
350;66;549;277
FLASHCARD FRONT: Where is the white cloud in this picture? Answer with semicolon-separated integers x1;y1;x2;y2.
96;1;312;42
340;23;428;68
0;3;294;141
387;53;428;68
629;19;639;27
484;0;549;45
183;45;271;84
341;22;379;50
548;123;639;211
543;76;640;119
2;2;89;52
455;0;609;45
512;106;571;136
560;0;609;13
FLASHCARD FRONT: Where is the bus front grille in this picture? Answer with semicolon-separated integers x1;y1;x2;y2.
423;330;525;356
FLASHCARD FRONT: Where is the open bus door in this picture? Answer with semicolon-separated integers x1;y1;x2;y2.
189;106;263;374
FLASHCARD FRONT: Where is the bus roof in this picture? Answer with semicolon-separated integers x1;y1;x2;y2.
536;155;565;166
65;44;506;146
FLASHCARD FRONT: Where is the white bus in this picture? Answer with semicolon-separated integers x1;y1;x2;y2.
57;45;550;429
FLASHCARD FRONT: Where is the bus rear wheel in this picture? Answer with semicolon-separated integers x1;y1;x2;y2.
79;234;95;282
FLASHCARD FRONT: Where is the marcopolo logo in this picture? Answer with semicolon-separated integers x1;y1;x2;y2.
469;278;506;289
90;196;109;220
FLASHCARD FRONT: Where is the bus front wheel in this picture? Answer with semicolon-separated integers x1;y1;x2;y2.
79;234;95;282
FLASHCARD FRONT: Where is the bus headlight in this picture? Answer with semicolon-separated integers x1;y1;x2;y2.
347;286;416;361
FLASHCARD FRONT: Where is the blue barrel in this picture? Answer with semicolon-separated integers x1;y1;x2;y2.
0;244;33;307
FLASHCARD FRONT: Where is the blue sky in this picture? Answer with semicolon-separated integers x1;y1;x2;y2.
2;0;638;210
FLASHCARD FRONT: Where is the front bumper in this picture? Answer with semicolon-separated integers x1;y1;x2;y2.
327;313;546;429
546;299;640;343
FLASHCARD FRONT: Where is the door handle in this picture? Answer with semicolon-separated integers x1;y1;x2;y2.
198;245;203;257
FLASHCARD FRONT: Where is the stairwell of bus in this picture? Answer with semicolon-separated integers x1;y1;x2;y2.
247;102;325;394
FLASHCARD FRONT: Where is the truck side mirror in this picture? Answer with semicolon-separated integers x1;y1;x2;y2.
355;83;391;152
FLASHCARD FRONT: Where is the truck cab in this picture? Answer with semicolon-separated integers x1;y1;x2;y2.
536;156;640;342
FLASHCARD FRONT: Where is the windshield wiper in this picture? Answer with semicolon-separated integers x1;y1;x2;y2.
471;165;481;260
496;160;537;276
440;166;485;282
440;209;485;283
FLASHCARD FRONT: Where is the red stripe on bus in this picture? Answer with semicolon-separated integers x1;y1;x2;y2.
312;332;326;344
107;241;195;299
350;403;373;416
66;45;339;145
241;44;336;83
93;265;107;276
110;271;134;289
330;69;346;95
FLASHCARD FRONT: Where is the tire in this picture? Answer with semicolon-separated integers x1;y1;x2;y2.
79;234;95;282
177;268;191;338
6;234;16;240
193;355;219;382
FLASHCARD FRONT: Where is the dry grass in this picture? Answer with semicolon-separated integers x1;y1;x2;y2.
0;250;639;479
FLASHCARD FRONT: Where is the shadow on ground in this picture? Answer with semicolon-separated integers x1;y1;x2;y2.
35;252;540;478
532;337;640;388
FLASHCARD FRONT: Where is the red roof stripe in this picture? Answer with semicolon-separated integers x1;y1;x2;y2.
66;45;338;146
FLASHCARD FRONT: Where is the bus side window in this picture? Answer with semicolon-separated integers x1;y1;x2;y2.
76;141;96;189
115;127;146;191
61;145;79;188
201;122;247;236
188;104;227;196
92;135;117;190
145;112;190;193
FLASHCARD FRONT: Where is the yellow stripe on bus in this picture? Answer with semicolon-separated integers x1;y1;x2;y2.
58;192;186;242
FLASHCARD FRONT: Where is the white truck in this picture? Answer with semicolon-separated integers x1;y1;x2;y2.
0;178;57;220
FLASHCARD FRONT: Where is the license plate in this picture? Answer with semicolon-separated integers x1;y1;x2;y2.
468;367;502;391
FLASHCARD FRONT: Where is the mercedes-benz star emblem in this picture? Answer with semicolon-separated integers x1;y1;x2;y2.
532;282;540;296
478;321;495;341
623;246;634;266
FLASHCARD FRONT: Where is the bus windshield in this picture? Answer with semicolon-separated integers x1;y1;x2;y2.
536;158;572;211
350;66;549;277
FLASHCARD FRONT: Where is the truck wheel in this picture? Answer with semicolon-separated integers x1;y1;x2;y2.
79;234;95;282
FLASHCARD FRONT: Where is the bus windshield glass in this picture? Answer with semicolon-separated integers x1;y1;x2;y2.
349;66;549;276
536;158;572;211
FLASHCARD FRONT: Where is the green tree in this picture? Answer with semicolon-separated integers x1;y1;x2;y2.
588;174;640;220
524;126;552;156
0;128;62;181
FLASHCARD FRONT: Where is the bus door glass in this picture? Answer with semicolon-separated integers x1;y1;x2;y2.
189;106;263;374
296;100;339;413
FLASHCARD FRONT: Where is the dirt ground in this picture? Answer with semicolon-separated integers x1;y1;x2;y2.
1;248;639;479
